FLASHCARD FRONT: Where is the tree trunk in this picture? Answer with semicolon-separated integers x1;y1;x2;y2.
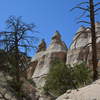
14;32;22;100
89;0;98;81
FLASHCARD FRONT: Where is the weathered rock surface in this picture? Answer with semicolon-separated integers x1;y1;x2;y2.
57;22;100;100
0;71;17;100
28;23;100;100
67;23;100;66
56;79;100;100
37;39;46;53
0;66;37;100
31;31;67;89
0;71;38;100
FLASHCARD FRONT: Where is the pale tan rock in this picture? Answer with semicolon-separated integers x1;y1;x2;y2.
37;39;46;53
26;61;38;79
26;40;46;79
29;25;100;99
0;94;2;98
56;79;100;100
11;97;17;100
67;22;100;66
32;31;67;89
5;92;12;100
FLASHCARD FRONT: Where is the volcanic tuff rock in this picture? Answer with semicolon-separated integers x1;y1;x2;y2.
56;22;100;100
29;23;100;89
31;31;67;89
56;79;100;100
67;22;100;67
27;22;100;100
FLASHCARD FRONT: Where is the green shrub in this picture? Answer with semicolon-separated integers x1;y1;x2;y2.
43;60;92;97
72;63;92;87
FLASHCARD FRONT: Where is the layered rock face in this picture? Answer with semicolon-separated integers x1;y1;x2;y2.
30;23;100;89
28;23;100;100
57;22;100;100
31;31;67;89
67;23;100;67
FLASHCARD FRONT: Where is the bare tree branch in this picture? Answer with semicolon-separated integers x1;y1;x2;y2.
70;6;89;12
76;11;87;20
94;2;100;7
76;2;89;6
77;20;90;24
94;8;100;13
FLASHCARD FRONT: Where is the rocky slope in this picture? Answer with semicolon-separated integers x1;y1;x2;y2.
0;51;37;100
0;68;37;100
56;79;100;100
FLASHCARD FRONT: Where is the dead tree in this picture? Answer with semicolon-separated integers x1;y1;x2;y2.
0;16;38;99
71;0;100;81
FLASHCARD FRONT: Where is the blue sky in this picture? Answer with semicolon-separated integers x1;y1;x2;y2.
0;0;100;50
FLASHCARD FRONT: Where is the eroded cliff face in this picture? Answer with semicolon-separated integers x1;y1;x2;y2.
67;22;100;67
28;23;100;89
31;31;67;89
27;23;100;100
56;23;100;100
